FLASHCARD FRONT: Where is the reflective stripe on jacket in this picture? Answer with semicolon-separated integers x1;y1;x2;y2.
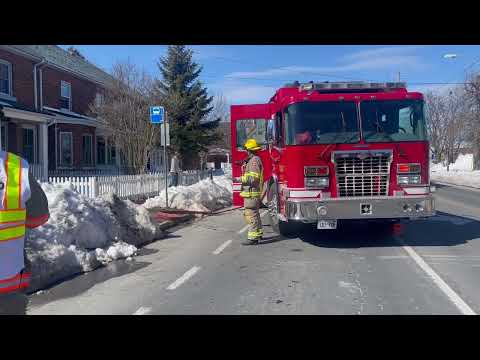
0;152;31;294
239;155;263;199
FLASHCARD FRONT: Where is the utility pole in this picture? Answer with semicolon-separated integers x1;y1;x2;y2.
397;72;401;82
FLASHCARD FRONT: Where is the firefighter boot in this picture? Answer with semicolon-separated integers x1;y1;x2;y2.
243;208;263;245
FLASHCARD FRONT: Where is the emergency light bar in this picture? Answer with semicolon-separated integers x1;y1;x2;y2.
298;81;407;91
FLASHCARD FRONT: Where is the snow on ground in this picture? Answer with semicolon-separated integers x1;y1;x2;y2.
142;175;233;212
26;182;164;292
431;154;480;188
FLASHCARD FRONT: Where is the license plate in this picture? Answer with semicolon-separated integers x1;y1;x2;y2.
317;220;337;230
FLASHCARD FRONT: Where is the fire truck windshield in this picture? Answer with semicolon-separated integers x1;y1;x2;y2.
285;101;359;145
360;99;427;142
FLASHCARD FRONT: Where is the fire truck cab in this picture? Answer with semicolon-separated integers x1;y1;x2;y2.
231;81;435;235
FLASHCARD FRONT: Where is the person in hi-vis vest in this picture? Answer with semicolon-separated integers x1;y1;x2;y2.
0;151;49;315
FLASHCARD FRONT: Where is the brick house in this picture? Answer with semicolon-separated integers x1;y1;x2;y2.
0;45;118;179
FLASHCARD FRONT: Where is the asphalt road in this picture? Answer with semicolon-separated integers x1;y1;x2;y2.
27;183;480;315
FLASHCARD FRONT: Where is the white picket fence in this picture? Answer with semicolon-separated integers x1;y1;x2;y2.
46;170;211;200
48;172;165;200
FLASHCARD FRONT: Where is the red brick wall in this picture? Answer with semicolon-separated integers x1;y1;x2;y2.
54;123;96;168
0;49;36;110
42;66;100;116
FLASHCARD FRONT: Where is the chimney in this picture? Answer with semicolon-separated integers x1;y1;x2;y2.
67;46;85;60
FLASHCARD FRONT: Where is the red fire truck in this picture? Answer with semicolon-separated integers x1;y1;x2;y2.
231;81;435;235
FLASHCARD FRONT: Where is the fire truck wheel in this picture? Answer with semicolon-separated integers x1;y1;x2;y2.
278;220;301;238
267;182;301;237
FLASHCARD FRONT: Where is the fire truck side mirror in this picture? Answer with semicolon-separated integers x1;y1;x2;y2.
266;118;277;145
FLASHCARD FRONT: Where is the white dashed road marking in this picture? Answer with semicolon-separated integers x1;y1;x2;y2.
133;306;152;315
167;266;201;290
401;243;476;315
213;240;232;255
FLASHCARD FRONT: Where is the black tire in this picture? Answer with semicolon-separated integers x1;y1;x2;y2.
278;219;301;238
267;182;301;238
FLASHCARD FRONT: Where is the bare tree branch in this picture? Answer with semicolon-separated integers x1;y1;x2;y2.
89;60;161;174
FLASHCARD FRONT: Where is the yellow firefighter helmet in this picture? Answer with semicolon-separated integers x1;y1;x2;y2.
244;138;262;151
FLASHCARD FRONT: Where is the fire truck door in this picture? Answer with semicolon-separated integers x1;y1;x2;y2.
231;104;272;206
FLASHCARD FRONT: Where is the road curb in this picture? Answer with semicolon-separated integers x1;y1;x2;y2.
432;181;480;193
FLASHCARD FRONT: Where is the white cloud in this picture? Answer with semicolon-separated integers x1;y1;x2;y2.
224;85;277;104
225;46;426;80
210;80;277;105
408;84;453;95
342;46;424;62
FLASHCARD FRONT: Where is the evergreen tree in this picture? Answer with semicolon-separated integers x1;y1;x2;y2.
154;45;221;169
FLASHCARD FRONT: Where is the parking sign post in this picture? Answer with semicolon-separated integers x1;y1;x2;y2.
163;111;168;208
150;106;169;208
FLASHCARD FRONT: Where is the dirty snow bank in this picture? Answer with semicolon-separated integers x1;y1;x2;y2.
142;175;233;212
431;154;480;188
26;182;164;292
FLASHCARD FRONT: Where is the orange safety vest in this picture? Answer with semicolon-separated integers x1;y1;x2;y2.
0;152;31;294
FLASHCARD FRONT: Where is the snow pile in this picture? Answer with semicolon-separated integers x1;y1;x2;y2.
143;175;233;212
26;182;164;292
431;154;474;172
431;154;480;188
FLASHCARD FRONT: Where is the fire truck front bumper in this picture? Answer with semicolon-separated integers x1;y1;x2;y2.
285;194;435;223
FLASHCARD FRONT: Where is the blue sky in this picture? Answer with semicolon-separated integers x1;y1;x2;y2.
60;45;480;104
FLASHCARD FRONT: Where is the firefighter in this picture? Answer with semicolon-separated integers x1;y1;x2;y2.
0;151;49;315
238;139;264;245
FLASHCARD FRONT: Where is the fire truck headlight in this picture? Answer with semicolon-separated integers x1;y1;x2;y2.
317;206;328;216
305;177;329;188
397;175;421;185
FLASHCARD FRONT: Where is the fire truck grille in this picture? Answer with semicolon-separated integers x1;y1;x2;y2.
335;154;391;197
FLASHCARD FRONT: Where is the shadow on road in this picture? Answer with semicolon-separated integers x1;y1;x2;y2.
298;211;480;249
28;260;151;309
0;293;28;315
257;234;286;245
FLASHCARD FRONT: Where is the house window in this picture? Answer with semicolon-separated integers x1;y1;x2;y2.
96;135;106;165
22;126;36;163
1;123;7;151
95;92;104;108
60;81;71;110
82;134;93;166
59;132;73;167
107;138;116;165
0;60;12;96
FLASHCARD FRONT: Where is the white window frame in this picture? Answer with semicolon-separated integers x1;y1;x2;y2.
60;80;72;111
59;131;73;168
96;134;107;165
0;59;13;98
95;92;104;108
21;124;37;164
82;133;94;167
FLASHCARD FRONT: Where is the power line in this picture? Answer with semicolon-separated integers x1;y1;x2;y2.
198;49;480;88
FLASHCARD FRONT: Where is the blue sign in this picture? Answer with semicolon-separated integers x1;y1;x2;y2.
150;106;164;124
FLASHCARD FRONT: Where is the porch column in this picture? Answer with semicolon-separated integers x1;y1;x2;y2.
116;140;121;168
39;122;48;181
